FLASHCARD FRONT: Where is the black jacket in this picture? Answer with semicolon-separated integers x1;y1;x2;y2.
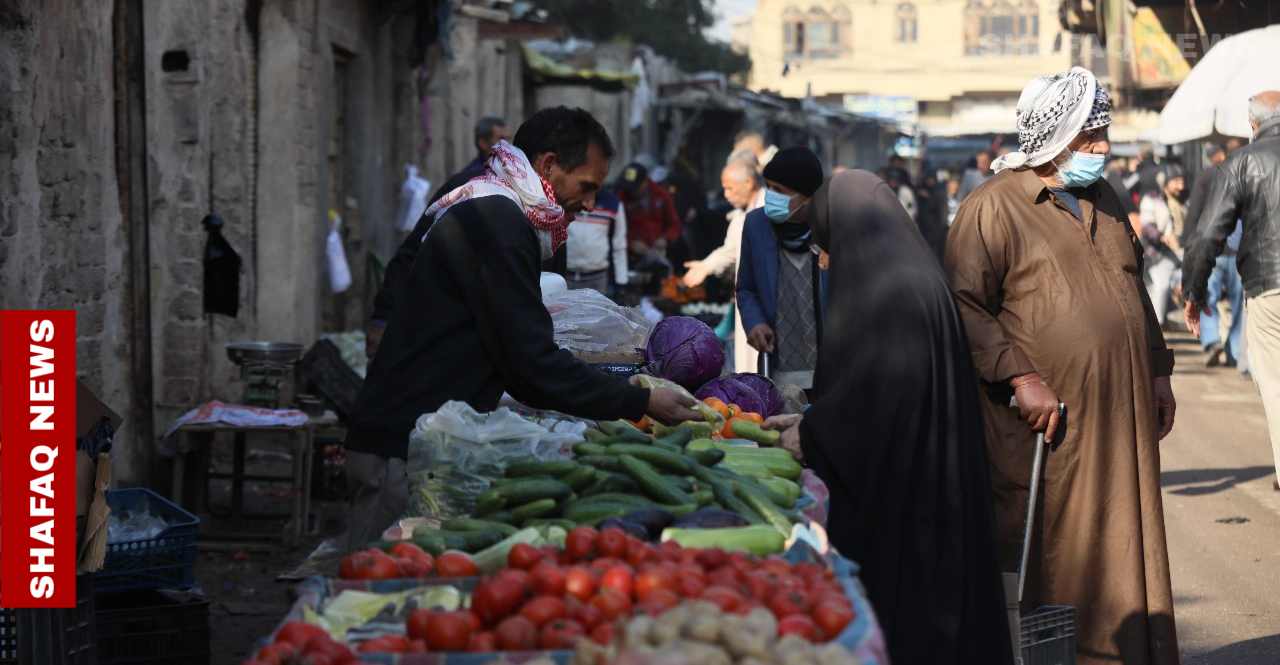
1185;118;1280;302
346;196;650;458
1180;163;1220;248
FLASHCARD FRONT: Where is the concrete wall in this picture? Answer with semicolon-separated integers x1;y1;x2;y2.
0;0;136;476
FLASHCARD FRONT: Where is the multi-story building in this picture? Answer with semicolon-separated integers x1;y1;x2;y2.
739;0;1158;145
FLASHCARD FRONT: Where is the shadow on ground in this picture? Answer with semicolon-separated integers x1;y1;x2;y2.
1184;633;1280;663
1161;466;1275;496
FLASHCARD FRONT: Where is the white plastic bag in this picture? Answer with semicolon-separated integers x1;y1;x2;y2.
326;210;353;292
404;401;584;519
395;164;431;232
543;289;651;353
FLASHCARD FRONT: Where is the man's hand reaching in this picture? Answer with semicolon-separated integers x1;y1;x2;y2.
642;386;702;425
762;414;804;462
1183;300;1213;339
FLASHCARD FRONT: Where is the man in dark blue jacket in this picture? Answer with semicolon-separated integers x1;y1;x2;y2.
737;147;827;393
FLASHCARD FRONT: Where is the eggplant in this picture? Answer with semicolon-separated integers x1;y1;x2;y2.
672;508;752;530
598;517;650;541
619;508;677;540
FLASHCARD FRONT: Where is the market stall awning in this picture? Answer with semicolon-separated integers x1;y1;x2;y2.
520;43;640;90
1158;24;1280;144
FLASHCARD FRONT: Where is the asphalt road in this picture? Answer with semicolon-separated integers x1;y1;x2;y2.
1160;333;1280;662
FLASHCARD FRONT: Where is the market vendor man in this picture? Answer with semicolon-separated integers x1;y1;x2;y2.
343;107;702;551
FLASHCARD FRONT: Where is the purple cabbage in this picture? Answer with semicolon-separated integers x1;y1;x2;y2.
694;373;785;417
644;316;725;392
730;373;785;417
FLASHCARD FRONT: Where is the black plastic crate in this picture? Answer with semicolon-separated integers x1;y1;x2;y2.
95;487;199;594
0;574;97;665
96;590;210;665
1021;606;1076;665
297;339;363;419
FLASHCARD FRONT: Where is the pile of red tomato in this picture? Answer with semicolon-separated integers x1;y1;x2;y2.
245;526;856;662
338;543;478;580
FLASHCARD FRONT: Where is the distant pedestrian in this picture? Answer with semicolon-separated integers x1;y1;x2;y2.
1139;164;1186;330
883;167;917;222
733;130;779;168
565;189;628;296
1183;91;1280;488
617;162;682;265
1104;154;1141;231
958;150;993;199
1130;143;1161;199
945;177;962;226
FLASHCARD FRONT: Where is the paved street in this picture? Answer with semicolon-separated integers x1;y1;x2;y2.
1161;333;1280;662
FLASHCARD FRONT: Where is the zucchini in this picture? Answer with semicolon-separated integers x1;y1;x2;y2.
572;442;610;457
606;444;695;474
581;473;639;497
441;518;519;537
686;438;716;451
744;479;796;509
684;448;726;467
660;525;787;556
510;498;559;521
561;465;599;491
472;527;542;574
618;454;696;506
720;455;802;480
711;442;795;460
736;484;795;534
505;460;580;478
575;455;624;473
563;502;635;524
717;462;775;480
758;476;802;500
497;479;573;505
729;420;781;445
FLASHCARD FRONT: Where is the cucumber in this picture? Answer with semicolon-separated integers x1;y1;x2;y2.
684;448;726;467
711;481;766;525
441;518;519;537
563;502;635;525
729;420;781;445
618;454;696;506
412;527;505;552
584;492;655;508
575;455;624;473
490;475;554;488
720;455;802;481
473;488;506;517
505;460;580;478
606;444;695;474
718;462;775;479
522;518;577;531
651;439;684;454
686;438;716;451
582;428;610;442
758;476;802;500
408;528;474;552
743;478;795;509
654;502;700;517
472;527;542;575
561;465;599;491
736;484;795;534
690;489;715;506
486;510;516;525
510;498;559;521
653;424;695;448
711;442;795;460
660;525;787;556
581;473;639;497
659;475;695;493
597;420;651;441
497;479;573;505
573;442;610;457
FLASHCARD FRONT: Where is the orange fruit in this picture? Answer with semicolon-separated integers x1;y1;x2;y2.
739;412;763;425
703;397;732;420
625;416;652;432
720;417;744;439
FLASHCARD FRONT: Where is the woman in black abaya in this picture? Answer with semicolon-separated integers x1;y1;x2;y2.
765;170;1013;665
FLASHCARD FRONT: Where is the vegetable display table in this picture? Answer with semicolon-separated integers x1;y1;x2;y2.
171;413;338;548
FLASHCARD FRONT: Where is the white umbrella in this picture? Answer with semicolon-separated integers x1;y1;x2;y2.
1157;24;1280;144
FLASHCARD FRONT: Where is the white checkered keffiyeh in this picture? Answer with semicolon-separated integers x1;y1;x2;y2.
993;67;1112;172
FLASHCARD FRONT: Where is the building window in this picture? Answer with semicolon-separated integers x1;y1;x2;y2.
964;2;989;55
965;0;1038;56
783;6;804;58
896;3;917;43
784;4;851;60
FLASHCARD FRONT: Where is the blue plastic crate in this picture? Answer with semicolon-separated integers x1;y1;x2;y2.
0;574;97;665
94;487;199;594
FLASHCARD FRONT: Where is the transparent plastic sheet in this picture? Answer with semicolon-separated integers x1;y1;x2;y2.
106;492;173;543
544;289;651;353
404;401;585;519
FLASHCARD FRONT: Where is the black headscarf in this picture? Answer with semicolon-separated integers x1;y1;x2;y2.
802;170;1014;664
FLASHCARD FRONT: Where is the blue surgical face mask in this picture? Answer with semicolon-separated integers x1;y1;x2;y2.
764;189;795;222
1059;151;1106;188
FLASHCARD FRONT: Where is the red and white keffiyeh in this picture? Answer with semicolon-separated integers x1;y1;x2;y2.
422;141;568;253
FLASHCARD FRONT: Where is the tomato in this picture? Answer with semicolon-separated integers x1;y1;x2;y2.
676;562;707;582
530;562;567;597
735;600;766;616
540;618;588;649
494;615;539;651
435;552;479;577
518;595;568;627
677;576;706;599
275;622;329;648
256;642;297;664
390;541;428;561
360;549;402;579
565;526;599;562
769;590;810;618
638;588;680;615
590;588;633;621
591;623;616;646
728;550;759;571
695;547;729;570
761;556;792;577
471;577;527;626
778;614;820;641
588;557;627;574
812;597;855;638
406;639;428;653
497;568;532;595
564;566;599;602
467;631;497;652
395;557;429;578
635;570;677;598
242;660;271;665
572;601;605;631
623;535;644;557
469;611;484;632
773;575;807;599
357;635;410;653
656;541;683;561
425;611;473;651
300;636;356;663
601;567;634;597
597;528;628;559
626;543;656;568
708;567;745;590
406;609;433;643
700;585;744;612
794;562;826;581
508;542;544;570
540;545;563;563
338;552;359;580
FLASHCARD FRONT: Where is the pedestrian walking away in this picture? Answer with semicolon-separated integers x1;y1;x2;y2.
946;66;1180;665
